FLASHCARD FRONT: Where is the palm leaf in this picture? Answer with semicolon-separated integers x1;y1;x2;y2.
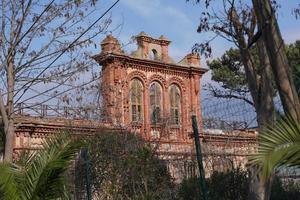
0;162;23;200
0;132;84;200
249;116;300;180
23;133;83;200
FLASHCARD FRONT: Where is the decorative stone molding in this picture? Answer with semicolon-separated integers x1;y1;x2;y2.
166;77;186;93
147;74;167;88
126;71;148;87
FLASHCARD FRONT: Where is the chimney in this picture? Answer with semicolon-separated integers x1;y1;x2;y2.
100;34;122;54
186;53;200;67
159;35;171;62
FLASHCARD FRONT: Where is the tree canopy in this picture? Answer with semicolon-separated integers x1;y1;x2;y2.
207;40;300;105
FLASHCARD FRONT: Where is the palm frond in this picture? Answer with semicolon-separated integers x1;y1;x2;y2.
249;116;300;180
26;133;84;200
0;162;23;200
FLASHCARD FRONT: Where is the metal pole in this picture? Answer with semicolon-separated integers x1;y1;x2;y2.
82;148;92;200
191;115;207;200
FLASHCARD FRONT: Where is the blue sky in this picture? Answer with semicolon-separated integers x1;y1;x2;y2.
94;0;299;127
16;0;298;125
99;0;300;61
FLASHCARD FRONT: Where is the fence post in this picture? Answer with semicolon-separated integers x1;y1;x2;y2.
64;106;69;118
16;103;23;115
41;104;47;117
191;114;207;200
82;148;92;200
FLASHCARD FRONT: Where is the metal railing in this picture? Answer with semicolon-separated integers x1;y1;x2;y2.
15;103;103;120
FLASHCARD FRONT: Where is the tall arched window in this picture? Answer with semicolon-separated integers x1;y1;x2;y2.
130;79;143;122
169;84;181;125
149;82;162;123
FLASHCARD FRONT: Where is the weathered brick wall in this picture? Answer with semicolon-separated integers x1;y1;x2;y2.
12;32;257;182
14;115;257;182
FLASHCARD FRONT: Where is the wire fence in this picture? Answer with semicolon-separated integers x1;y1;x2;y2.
201;95;283;131
201;97;257;130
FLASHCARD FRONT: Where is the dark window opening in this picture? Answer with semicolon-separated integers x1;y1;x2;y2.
130;79;143;123
169;84;181;125
150;82;162;124
150;49;158;60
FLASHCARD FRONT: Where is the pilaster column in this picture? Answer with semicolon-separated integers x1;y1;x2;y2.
144;86;150;139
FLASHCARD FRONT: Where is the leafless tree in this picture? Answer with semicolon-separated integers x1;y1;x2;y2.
192;0;275;130
0;0;115;161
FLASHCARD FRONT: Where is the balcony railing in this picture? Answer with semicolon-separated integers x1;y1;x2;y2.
15;103;103;120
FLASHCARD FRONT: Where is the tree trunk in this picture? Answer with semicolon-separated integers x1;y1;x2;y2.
4;121;14;162
3;48;15;161
256;38;275;128
231;7;276;199
229;5;276;200
237;38;275;200
252;0;300;122
240;43;274;200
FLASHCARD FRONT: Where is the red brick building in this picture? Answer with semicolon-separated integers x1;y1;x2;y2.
91;32;256;179
13;32;257;180
93;32;207;140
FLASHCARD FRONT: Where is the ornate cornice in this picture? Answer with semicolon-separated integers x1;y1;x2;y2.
136;35;171;45
93;53;208;76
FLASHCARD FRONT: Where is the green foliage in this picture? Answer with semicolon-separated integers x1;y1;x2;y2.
178;169;300;200
286;40;300;98
270;176;300;200
177;177;200;200
81;130;176;200
207;48;248;92
0;133;83;200
207;40;300;100
178;169;249;200
207;169;249;200
249;116;300;180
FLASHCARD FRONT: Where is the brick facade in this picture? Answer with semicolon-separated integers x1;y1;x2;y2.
12;32;257;181
93;32;207;142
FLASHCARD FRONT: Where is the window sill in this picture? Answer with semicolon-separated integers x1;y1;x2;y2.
169;124;181;129
131;122;143;126
150;123;163;128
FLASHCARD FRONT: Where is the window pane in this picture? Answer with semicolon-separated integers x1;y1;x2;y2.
150;82;162;123
175;109;179;124
132;105;137;122
169;84;181;124
130;79;143;122
137;105;142;121
151;106;160;123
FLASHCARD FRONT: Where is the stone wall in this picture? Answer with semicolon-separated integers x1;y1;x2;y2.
13;115;257;182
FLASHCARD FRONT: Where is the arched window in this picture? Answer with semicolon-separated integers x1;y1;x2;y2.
169;84;181;125
130;79;143;122
149;82;162;123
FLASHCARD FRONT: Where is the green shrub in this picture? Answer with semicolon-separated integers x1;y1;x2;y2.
76;130;176;200
270;176;300;200
207;168;249;200
178;169;300;200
